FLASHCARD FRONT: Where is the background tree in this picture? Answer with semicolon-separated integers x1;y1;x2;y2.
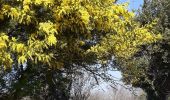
113;0;170;100
70;72;96;100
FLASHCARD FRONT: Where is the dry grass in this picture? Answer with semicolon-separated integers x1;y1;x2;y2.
88;85;146;100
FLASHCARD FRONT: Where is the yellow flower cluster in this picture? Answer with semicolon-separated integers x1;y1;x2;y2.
90;22;162;60
0;0;162;69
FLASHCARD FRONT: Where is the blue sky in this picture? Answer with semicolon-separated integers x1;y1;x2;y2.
118;0;144;11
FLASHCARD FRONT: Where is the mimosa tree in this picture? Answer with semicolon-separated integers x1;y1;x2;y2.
0;0;161;99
